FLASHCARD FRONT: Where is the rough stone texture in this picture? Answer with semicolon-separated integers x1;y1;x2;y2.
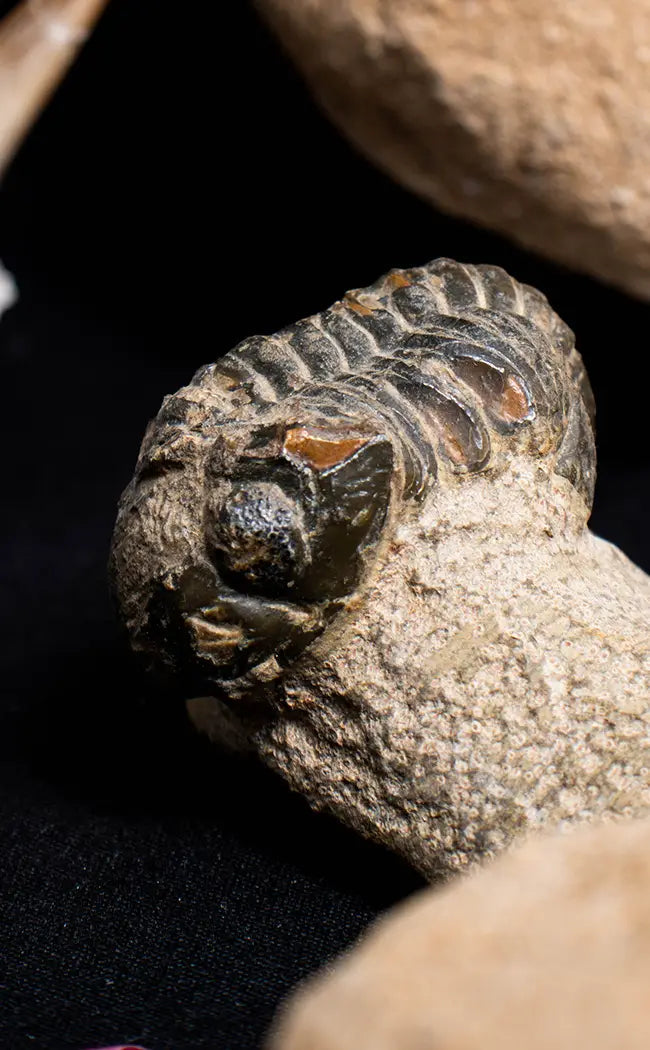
255;0;650;299
191;473;650;879
110;260;650;881
268;818;650;1050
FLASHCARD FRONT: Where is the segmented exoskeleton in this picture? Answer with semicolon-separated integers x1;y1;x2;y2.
112;260;595;691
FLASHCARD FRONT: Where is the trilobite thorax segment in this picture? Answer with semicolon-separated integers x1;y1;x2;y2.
112;259;595;692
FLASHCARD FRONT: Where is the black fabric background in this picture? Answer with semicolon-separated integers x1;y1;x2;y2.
1;3;649;1048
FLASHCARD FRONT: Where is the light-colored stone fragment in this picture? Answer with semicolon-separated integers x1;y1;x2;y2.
0;259;17;318
269;818;650;1050
255;0;650;299
0;0;110;176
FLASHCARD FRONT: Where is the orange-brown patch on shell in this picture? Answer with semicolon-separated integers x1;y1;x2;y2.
343;293;374;316
499;375;531;422
439;427;469;466
387;271;411;288
215;372;240;392
284;426;368;471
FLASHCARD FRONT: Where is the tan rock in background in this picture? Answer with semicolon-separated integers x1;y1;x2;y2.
269;819;650;1050
256;0;650;299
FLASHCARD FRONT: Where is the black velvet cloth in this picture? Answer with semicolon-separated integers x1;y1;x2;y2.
1;3;649;1048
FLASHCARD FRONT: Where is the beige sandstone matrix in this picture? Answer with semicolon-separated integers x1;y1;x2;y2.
255;0;650;299
110;259;650;880
269;819;650;1050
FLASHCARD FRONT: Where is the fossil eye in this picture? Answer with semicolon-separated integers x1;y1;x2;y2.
206;482;310;597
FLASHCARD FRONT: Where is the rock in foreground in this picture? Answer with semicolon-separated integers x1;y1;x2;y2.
269;819;650;1050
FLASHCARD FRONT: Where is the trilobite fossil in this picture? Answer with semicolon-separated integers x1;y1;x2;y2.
111;259;595;694
112;259;650;878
